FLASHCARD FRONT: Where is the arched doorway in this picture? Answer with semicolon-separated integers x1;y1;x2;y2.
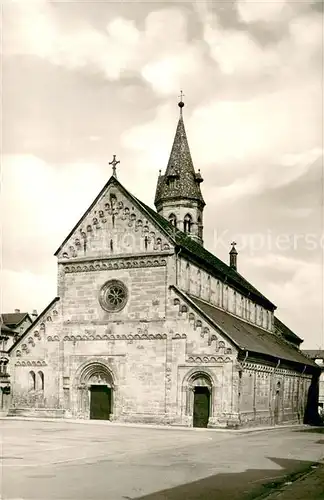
186;372;213;428
78;362;115;420
274;381;282;425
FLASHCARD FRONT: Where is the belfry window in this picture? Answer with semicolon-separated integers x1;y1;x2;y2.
184;214;192;233
169;213;177;228
197;216;202;239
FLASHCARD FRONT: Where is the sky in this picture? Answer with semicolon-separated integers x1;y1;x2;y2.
1;0;323;349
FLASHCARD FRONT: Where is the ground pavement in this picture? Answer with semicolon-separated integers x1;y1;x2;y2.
0;419;323;500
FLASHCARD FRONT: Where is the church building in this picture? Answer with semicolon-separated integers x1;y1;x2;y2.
2;98;319;428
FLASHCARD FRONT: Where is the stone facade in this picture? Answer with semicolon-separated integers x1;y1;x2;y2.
6;104;319;427
7;178;316;427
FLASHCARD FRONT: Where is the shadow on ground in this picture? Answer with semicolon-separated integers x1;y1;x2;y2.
134;458;319;500
294;427;324;434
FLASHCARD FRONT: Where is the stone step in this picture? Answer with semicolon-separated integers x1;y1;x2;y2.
7;408;66;418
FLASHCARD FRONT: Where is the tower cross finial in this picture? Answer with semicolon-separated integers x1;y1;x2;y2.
178;90;185;101
178;90;185;115
231;241;237;247
109;154;120;178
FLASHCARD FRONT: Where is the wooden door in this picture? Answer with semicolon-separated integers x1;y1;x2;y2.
193;387;210;428
90;385;111;420
274;387;281;425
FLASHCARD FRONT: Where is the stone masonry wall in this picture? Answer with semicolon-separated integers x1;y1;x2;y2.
239;362;312;426
177;256;273;331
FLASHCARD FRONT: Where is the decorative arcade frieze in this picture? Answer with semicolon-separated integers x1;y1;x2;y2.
63;256;167;274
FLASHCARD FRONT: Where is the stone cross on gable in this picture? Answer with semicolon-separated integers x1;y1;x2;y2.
109;154;120;178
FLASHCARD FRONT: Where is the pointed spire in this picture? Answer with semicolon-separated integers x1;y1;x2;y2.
154;95;205;208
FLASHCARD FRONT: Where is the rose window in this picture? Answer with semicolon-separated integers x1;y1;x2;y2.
99;280;128;312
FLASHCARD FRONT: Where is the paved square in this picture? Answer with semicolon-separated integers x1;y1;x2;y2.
1;420;323;500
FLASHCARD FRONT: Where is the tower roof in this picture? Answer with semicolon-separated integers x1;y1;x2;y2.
154;101;205;208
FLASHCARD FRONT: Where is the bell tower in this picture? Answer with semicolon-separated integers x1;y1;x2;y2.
154;94;205;245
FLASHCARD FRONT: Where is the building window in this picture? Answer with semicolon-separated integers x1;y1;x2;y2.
186;262;190;291
207;275;211;302
99;279;128;313
236;293;242;315
216;281;220;306
197;270;201;296
29;371;36;391
223;285;228;309
184;214;192;233
38;371;44;391
197;216;202;239
258;307;263;326
168;213;177;227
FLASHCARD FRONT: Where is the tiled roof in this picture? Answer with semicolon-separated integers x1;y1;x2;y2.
274;317;303;346
1;313;30;327
303;350;324;359
54;174;275;310
134;196;276;310
154;109;205;208
175;289;317;367
0;324;16;335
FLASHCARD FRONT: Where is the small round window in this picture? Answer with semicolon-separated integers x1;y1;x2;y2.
99;280;128;312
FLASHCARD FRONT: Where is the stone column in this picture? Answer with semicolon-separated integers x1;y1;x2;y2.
77;385;88;418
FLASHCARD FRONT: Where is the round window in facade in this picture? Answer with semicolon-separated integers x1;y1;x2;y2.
99;280;128;313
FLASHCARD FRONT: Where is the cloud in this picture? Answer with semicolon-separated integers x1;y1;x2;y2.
1;154;106;272
237;0;289;24
4;0;196;92
0;268;57;314
246;254;324;347
3;1;323;350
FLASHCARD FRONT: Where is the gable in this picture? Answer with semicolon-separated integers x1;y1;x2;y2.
9;298;60;356
55;177;173;260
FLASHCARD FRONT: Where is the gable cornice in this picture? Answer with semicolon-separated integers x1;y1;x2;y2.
54;176;177;257
8;297;60;354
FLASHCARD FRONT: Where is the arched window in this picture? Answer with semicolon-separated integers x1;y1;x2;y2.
207;275;211;302
259;307;263;326
197;269;201;296
232;291;236;313
186;262;190;291
168;213;177;227
29;371;36;391
223;285;228;309
38;371;44;391
216;280;220;306
183;214;192;233
197;216;202;239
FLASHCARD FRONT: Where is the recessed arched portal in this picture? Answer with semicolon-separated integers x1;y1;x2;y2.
184;371;213;428
77;362;115;420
